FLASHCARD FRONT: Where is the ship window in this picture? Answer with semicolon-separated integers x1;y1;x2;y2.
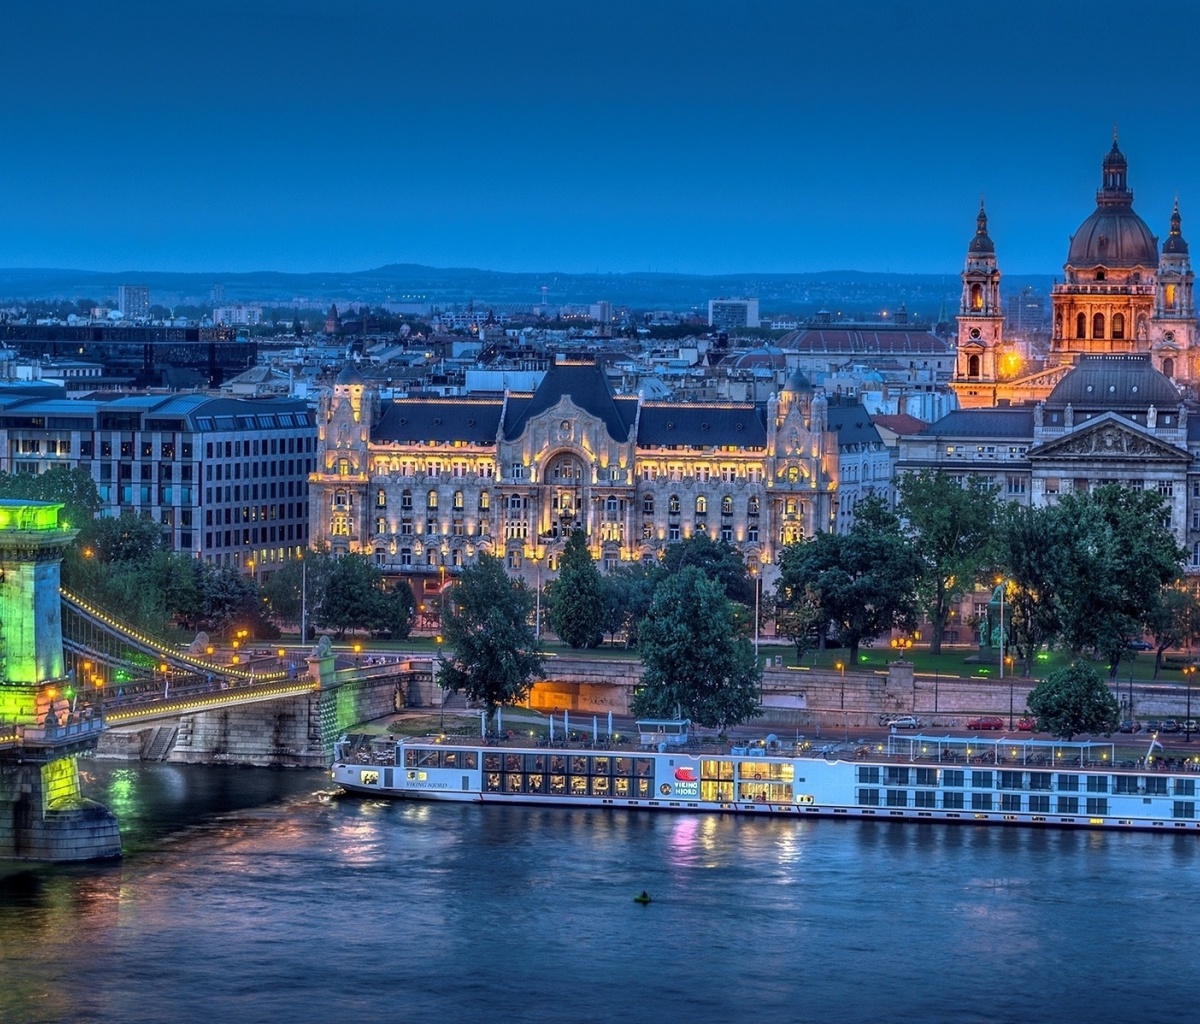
1174;802;1195;819
857;788;880;806
886;789;908;807
1057;774;1079;792
1057;796;1079;814
942;770;964;788
942;791;964;810
971;793;993;811
1029;795;1051;814
915;790;937;808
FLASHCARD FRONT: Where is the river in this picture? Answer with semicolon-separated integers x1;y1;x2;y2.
1;761;1196;1024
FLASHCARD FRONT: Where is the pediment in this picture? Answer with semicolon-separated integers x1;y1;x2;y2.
1030;416;1187;462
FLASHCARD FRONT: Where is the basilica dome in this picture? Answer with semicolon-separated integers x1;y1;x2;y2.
1065;140;1159;269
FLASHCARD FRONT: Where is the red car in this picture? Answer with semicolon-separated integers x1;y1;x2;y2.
1018;717;1036;732
968;716;1004;731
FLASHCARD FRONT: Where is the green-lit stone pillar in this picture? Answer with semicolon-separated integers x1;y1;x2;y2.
0;500;121;861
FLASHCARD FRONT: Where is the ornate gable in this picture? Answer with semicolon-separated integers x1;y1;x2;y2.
1030;415;1187;462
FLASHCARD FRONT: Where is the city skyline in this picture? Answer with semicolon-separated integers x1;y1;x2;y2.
5;1;1200;277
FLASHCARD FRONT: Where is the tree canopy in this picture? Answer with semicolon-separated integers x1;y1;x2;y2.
1026;660;1120;739
546;531;605;648
314;554;414;640
776;497;920;663
897;470;999;655
437;554;544;716
657;533;755;605
631;566;760;732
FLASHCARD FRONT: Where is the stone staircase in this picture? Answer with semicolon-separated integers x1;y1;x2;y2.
142;725;179;762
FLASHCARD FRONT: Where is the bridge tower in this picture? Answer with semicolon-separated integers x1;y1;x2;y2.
0;501;120;860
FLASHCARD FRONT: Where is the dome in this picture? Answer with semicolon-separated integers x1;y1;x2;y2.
335;362;364;386
1066;139;1158;268
1066;207;1159;268
1044;355;1179;411
729;346;788;371
780;367;813;393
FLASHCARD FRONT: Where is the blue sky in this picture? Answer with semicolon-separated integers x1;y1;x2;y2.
5;0;1200;276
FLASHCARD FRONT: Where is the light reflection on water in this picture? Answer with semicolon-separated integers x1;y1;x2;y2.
1;764;1200;1024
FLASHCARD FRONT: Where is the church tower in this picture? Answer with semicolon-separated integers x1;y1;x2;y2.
950;202;1005;408
1150;199;1197;382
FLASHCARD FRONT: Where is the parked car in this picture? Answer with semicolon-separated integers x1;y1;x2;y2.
1183;719;1199;734
968;716;1004;731
1118;720;1137;733
1146;720;1162;733
1127;639;1153;651
1018;716;1036;732
889;715;921;729
1161;719;1181;733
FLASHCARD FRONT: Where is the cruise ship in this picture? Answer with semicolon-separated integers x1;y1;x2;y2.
332;721;1200;833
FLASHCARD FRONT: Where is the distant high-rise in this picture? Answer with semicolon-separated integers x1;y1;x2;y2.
708;298;760;330
117;284;150;320
1004;287;1047;334
211;282;225;303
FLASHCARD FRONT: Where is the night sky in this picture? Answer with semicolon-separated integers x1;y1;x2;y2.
5;0;1200;277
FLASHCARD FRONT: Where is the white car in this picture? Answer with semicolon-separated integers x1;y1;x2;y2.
888;716;921;729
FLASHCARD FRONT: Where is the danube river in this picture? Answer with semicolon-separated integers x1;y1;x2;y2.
3;762;1199;1024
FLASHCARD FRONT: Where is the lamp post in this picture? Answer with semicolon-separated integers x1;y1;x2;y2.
753;569;761;662
1185;664;1196;742
998;579;1006;680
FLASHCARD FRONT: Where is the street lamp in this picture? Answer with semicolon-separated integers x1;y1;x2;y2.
1185;664;1196;742
997;578;1007;680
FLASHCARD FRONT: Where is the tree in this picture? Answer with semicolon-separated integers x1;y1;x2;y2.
1146;585;1200;680
771;583;824;662
996;503;1070;676
314;555;412;639
546;531;605;648
261;552;335;638
897;470;999;655
195;562;263;637
776;497;920;663
1053;485;1185;678
658;533;754;605
632;566;761;733
600;561;657;646
1026;660;1120;739
437;554;544;716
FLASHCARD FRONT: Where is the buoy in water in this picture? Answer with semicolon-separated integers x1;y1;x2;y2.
634;891;652;905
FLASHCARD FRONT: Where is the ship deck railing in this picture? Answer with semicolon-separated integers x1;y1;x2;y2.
336;731;1194;774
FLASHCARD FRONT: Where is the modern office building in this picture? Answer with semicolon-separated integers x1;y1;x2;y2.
0;389;316;580
708;298;760;330
117;284;150;320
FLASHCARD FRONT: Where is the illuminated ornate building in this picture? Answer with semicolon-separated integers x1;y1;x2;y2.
951;137;1197;409
308;359;891;594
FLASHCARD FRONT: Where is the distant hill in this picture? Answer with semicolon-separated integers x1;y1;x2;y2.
0;264;1056;319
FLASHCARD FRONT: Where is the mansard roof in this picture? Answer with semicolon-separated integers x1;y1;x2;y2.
919;408;1036;439
502;359;633;442
375;398;503;444
637;403;768;448
825;400;883;447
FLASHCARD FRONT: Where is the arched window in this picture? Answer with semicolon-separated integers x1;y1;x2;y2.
376;489;387;507
748;495;760;515
333;489;349;508
606;495;619;513
695;495;707;515
338;458;350;476
721;495;733;516
970;283;983;311
426;490;438;510
508;494;523;511
1093;312;1106;339
1095;270;1106;281
1166;284;1178;310
453;490;464;511
968;354;980;377
401;489;413;510
1076;312;1087;339
479;491;490;511
785;498;797;515
669;495;681;515
1163;357;1176;379
643;494;654;515
1112;313;1125;340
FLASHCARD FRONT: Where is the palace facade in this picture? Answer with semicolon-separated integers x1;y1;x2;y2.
307;358;890;593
